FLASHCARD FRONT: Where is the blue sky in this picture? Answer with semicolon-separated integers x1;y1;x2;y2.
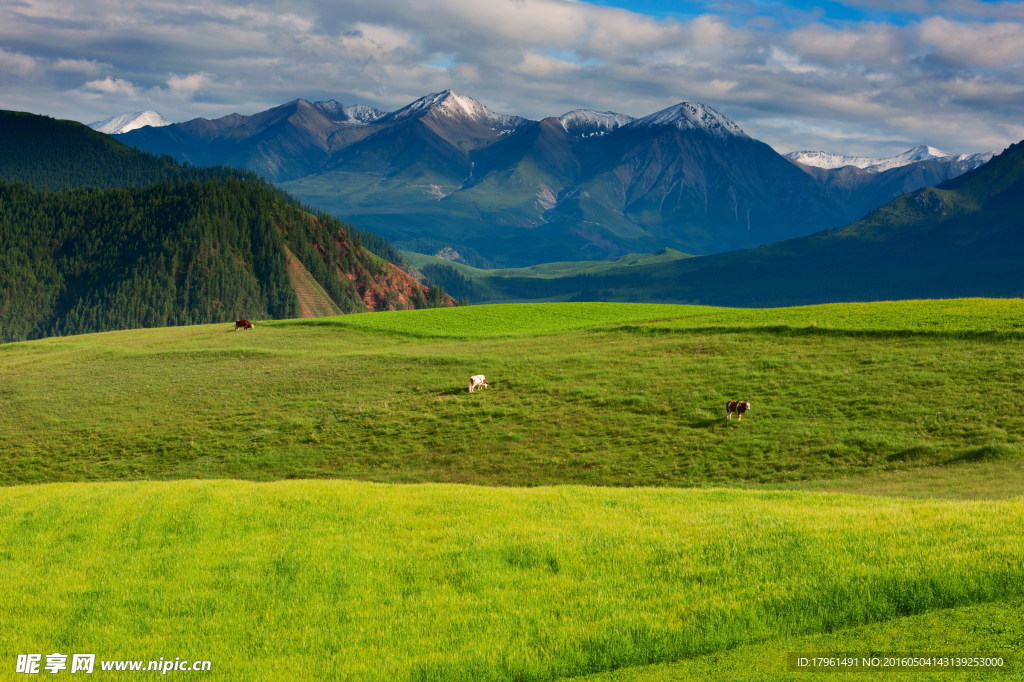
0;0;1022;156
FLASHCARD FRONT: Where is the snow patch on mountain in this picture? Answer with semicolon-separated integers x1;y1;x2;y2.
786;145;995;173
342;104;385;124
627;102;746;138
313;100;384;124
89;110;170;134
558;109;635;138
381;90;529;129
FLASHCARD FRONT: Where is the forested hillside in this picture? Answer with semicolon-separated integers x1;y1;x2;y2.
0;111;452;342
0;110;217;191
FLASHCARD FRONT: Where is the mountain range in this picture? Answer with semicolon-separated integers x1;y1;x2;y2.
113;91;995;267
785;145;994;173
422;140;1024;306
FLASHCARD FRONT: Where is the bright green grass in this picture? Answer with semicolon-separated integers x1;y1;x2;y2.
578;599;1022;681
2;480;1023;681
277;301;710;338
2;300;1024;489
4;300;1024;680
636;298;1024;336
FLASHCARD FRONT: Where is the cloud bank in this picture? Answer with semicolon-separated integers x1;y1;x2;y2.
1;0;1022;156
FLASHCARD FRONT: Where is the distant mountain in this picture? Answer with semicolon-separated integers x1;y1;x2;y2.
467;141;1024;306
284;94;854;265
786;145;994;173
787;145;999;223
89;110;170;134
0;110;453;342
116;92;992;267
663;140;1024;305
115;99;385;181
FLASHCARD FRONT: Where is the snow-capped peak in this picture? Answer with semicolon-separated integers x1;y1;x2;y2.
381;90;527;129
786;145;996;173
342;104;384;124
890;145;952;166
89;110;170;134
627;102;746;138
312;100;384;124
557;109;635;138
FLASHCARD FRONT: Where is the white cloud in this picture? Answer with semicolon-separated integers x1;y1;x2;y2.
788;23;905;66
512;52;579;77
52;58;109;75
338;23;418;62
84;76;139;95
0;48;39;76
919;17;1024;67
0;0;1021;156
166;71;215;96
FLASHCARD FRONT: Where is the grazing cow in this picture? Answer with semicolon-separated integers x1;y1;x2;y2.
469;374;489;393
234;319;255;331
725;400;751;420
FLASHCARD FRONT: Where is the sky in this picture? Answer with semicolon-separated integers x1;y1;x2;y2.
1;0;1022;157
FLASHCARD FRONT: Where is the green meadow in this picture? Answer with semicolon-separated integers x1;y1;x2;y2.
2;300;1023;679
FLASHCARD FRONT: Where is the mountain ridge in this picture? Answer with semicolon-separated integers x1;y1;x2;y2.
455;140;1024;306
786;144;995;173
113;91;996;266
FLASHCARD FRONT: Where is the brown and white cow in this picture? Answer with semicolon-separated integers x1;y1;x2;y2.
234;319;255;331
725;400;751;420
469;374;489;393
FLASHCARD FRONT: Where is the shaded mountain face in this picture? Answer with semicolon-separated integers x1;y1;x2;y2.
794;156;997;221
0;111;452;342
116;92;991;267
452;141;1024;306
640;141;1024;306
116;99;385;181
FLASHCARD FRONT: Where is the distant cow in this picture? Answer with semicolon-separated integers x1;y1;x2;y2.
234;319;255;331
469;374;489;393
726;400;751;420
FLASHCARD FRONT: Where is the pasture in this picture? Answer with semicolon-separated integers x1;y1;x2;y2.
2;481;1023;681
2;300;1023;488
2;299;1023;679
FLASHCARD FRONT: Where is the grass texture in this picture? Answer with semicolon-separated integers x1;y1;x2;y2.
2;480;1023;681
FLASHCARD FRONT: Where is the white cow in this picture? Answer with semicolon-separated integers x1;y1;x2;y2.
469;374;489;393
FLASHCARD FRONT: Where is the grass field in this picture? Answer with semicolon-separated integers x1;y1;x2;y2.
3;481;1023;681
3;301;1023;487
2;300;1023;679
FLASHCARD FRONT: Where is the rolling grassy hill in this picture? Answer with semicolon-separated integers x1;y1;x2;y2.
2;301;1023;679
6;300;1024;486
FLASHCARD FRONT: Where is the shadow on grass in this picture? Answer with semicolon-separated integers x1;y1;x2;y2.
947;444;1023;464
